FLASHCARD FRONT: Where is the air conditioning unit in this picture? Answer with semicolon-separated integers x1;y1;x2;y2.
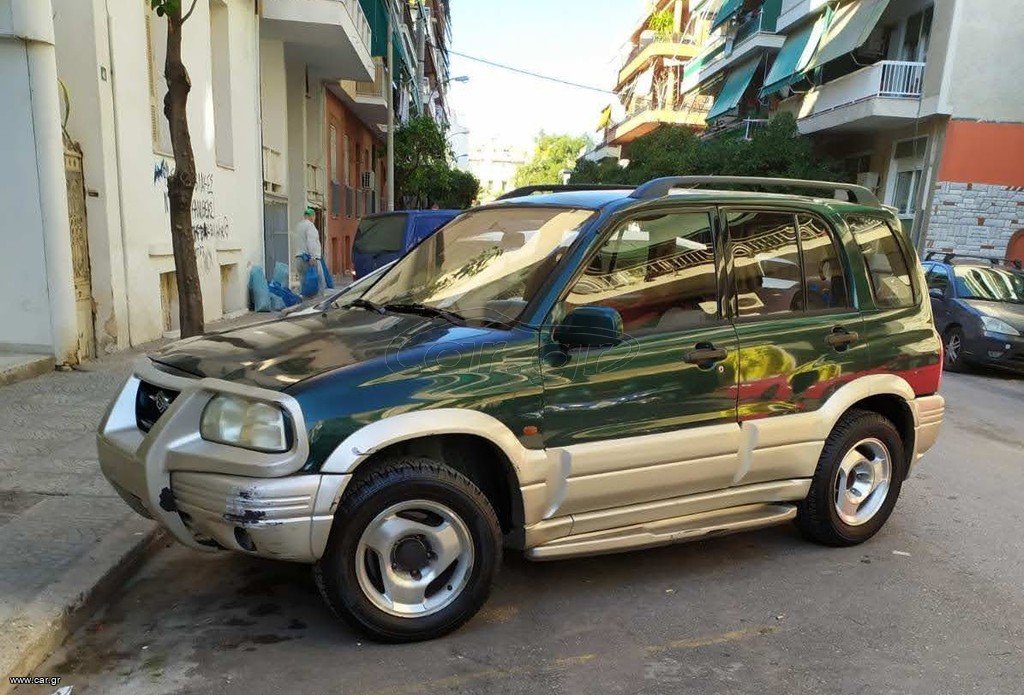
857;172;881;191
361;170;376;189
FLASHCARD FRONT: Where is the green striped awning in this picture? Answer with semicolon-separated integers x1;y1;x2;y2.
711;0;743;31
804;0;891;72
759;14;828;98
706;58;761;122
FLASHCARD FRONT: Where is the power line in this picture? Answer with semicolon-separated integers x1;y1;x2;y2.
445;48;617;95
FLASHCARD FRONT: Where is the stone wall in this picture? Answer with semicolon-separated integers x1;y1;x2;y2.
925;181;1024;256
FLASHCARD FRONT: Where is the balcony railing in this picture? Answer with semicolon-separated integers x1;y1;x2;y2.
740;118;769;140
262;146;284;194
306;163;325;206
354;57;386;98
622;33;699;69
801;60;926;117
732;9;768;46
339;0;372;52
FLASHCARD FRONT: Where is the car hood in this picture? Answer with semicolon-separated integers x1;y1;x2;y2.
150;309;491;391
962;300;1024;330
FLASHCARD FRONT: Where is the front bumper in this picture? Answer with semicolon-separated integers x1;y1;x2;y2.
97;358;349;563
966;332;1024;373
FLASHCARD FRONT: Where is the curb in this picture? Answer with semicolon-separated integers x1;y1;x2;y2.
0;356;55;388
0;524;167;695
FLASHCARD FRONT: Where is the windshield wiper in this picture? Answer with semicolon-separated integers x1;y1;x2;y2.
384;303;466;325
344;297;385;314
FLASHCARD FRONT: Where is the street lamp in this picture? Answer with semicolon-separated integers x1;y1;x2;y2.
427;75;469;121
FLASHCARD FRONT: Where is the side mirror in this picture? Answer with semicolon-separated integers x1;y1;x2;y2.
553;306;624;349
928;287;945;300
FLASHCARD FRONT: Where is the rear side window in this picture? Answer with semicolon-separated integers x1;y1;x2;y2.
353;215;407;254
727;210;850;318
410;215;449;243
846;215;917;308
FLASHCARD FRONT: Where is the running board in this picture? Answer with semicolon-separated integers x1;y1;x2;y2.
524;503;798;561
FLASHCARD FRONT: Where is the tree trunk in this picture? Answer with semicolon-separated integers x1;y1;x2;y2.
164;6;204;337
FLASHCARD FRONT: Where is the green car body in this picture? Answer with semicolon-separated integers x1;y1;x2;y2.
98;178;945;640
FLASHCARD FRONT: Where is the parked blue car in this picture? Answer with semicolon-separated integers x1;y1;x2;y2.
352;210;460;278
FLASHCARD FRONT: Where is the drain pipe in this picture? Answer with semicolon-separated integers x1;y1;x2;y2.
105;0;134;347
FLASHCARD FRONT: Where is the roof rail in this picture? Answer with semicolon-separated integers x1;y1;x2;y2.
496;184;631;201
628;176;881;207
931;252;1024;270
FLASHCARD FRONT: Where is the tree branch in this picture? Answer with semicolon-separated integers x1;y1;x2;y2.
181;0;199;23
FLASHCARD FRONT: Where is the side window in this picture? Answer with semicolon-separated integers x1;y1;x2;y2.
797;214;851;310
729;211;801;317
564;211;719;335
925;266;950;295
846;215;917;308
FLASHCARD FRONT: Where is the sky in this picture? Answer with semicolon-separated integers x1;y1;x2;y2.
446;0;646;152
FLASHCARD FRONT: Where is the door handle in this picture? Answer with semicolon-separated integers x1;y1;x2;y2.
825;328;859;350
685;343;728;365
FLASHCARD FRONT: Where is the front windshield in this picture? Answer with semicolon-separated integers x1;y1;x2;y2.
361;206;595;324
954;266;1024;303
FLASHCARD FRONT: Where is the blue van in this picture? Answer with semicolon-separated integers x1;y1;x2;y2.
352;210;460;278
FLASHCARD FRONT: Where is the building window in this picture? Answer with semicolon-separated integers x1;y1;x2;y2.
144;4;172;154
344;135;351;186
889;136;928;216
887;5;933;63
209;0;233;167
329;125;339;217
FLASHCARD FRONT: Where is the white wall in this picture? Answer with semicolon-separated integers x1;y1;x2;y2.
54;0;264;346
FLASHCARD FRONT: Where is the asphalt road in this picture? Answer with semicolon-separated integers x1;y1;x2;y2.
14;370;1024;695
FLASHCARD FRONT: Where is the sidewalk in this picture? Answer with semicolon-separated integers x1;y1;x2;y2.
0;312;267;693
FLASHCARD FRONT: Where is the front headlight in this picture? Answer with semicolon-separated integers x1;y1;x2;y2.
200;394;291;453
981;316;1022;337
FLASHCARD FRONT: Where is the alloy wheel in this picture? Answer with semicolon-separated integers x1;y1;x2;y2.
355;499;475;618
833;438;892;526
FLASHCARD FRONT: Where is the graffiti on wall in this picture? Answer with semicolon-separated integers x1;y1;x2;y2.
154;160;230;269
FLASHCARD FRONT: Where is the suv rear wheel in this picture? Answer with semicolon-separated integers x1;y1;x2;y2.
314;457;502;642
797;409;906;546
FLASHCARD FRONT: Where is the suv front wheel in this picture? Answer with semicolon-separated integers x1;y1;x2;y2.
315;457;502;642
797;409;906;546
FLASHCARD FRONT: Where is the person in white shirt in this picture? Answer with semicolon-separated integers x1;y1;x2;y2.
295;206;325;294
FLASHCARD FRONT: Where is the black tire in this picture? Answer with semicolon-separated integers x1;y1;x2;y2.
314;456;501;642
796;409;906;547
943;325;968;373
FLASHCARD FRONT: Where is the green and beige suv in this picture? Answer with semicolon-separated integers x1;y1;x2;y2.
98;177;945;642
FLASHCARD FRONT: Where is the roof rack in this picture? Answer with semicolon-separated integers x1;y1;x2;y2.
926;252;1024;270
628;176;881;207
495;184;630;201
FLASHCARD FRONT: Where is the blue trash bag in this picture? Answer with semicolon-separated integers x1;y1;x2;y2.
269;293;286;312
268;281;301;308
320;257;335;290
248;266;272;312
299;253;321;298
272;261;290;287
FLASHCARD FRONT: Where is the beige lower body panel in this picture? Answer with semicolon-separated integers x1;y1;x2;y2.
523;478;810;554
525;502;798;561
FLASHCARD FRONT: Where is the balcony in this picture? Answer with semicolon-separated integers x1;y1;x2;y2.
700;9;784;84
337;57;388;131
261;0;374;81
617;34;701;90
780;61;927;134
605;94;713;146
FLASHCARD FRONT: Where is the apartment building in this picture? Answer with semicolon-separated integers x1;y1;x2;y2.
596;0;718;156
467;139;530;202
683;0;1024;257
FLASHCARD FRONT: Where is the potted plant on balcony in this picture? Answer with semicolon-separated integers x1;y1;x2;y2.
648;10;674;40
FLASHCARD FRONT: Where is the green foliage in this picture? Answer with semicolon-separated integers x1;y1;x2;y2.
149;0;180;17
394;115;478;209
648;9;674;38
570;112;847;186
513;133;591;188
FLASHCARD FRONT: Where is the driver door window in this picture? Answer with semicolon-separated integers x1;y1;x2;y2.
564;211;720;335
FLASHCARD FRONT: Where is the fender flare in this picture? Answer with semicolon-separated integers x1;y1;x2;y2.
320;408;544;481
